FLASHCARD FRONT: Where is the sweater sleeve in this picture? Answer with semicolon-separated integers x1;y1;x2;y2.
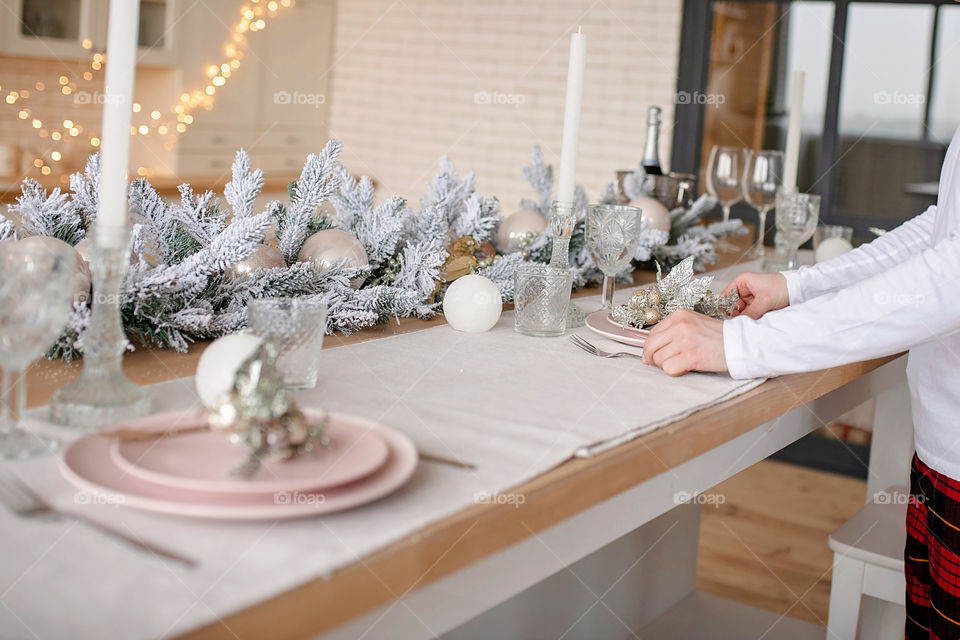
724;227;960;380
782;205;938;306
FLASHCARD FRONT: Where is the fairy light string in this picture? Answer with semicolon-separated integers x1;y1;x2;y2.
2;0;293;179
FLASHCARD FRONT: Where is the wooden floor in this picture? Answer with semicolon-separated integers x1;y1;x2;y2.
696;459;869;625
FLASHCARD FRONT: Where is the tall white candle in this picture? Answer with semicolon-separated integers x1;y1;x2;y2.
556;27;587;205
97;0;140;238
782;69;805;194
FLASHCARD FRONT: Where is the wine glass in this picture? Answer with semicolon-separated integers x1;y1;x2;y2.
0;239;75;459
775;192;821;270
742;150;785;259
706;146;745;223
585;204;643;309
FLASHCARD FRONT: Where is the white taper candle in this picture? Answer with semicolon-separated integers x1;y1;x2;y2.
556;27;587;205
782;69;805;194
97;0;140;239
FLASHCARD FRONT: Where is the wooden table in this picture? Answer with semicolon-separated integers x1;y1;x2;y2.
21;242;913;639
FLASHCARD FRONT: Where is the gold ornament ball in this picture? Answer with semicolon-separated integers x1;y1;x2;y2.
646;288;663;307
643;307;661;326
226;244;286;280
630;196;672;233
496;209;548;253
18;236;90;304
297;229;369;289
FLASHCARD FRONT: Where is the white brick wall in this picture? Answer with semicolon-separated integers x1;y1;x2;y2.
327;0;683;212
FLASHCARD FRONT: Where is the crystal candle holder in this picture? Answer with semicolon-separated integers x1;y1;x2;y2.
547;200;584;328
50;224;150;429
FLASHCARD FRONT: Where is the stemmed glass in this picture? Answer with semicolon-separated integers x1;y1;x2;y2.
776;192;821;270
585;204;643;309
742;150;784;259
0;239;75;459
707;146;744;223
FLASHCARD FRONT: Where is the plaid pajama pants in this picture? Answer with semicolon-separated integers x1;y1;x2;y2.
906;454;960;639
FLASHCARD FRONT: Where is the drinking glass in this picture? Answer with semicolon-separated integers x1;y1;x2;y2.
775;192;821;270
742;150;784;259
706;146;744;223
585;204;643;309
514;265;574;337
0;240;74;459
248;298;328;389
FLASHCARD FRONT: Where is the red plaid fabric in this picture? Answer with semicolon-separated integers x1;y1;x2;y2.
906;453;960;639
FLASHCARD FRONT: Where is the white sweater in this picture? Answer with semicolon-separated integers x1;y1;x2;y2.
723;126;960;478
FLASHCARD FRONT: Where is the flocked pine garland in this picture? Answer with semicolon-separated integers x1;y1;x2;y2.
1;139;743;360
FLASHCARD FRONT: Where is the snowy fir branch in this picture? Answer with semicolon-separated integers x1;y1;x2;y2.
3;139;741;359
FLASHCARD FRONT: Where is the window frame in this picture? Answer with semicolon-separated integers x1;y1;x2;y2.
673;0;956;235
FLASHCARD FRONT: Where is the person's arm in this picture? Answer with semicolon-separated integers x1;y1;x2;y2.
783;204;937;306
724;226;960;380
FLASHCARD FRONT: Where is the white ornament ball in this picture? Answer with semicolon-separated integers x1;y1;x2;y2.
630;196;672;233
815;237;854;263
496;209;548;253
18;236;90;304
195;333;264;408
442;275;503;333
226;244;286;280
298;229;369;289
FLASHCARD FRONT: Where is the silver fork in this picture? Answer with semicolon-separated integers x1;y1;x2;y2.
569;335;644;359
0;474;196;568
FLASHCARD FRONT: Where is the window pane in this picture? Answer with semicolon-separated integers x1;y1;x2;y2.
931;6;960;142
831;3;946;228
838;3;933;139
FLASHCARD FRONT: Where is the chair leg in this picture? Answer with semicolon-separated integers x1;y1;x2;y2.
828;554;866;640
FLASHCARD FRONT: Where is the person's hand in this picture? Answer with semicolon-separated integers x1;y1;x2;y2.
721;272;789;319
641;310;727;376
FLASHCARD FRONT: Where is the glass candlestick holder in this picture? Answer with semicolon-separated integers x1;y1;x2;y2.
547;200;585;328
50;224;150;429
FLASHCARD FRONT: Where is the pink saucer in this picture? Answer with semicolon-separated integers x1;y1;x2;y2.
110;412;389;495
59;411;418;521
585;310;650;347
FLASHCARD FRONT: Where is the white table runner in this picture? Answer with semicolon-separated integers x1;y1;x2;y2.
0;259;767;639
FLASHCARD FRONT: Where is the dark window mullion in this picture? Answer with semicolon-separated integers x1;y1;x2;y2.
922;5;941;141
816;0;849;225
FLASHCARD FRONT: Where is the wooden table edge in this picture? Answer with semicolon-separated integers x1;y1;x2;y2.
178;353;901;640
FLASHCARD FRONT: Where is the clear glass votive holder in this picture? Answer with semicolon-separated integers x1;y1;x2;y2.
247;298;328;389
514;265;574;337
814;224;854;249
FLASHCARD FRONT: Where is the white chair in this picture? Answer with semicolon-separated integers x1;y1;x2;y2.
826;486;908;640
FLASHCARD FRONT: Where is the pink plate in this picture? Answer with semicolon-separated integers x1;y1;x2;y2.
585;310;651;347
58;412;418;521
110;412;390;495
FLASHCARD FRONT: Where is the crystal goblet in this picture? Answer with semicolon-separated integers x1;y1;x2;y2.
776;192;821;270
0;239;74;458
585;204;643;309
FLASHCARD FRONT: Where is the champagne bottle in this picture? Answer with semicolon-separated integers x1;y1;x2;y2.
641;106;664;176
